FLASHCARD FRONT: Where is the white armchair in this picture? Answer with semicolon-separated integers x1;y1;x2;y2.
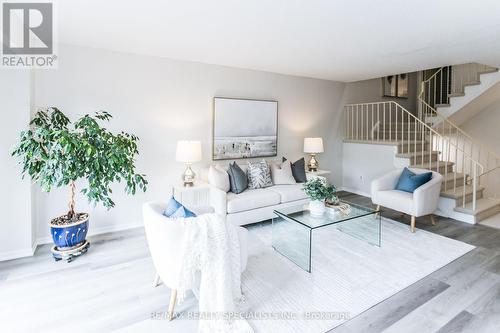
371;168;443;232
142;201;248;320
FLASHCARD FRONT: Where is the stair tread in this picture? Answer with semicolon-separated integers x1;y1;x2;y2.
441;185;485;199
343;139;429;145
411;161;454;169
454;198;500;215
449;92;465;97
478;68;499;74
396;151;438;158
463;81;481;86
435;103;450;108
442;172;466;182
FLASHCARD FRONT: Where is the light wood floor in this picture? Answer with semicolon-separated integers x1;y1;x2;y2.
329;191;500;333
1;191;499;333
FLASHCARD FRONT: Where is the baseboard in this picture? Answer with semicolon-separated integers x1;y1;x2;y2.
36;221;143;245
0;247;36;262
340;187;372;198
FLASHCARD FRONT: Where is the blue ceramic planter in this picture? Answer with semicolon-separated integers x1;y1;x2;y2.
50;214;89;250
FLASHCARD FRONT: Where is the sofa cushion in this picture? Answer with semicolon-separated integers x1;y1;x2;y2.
283;157;307;183
247;160;273;189
271;160;296;185
376;190;414;215
268;184;308;203
228;161;248;194
208;165;230;192
227;189;281;214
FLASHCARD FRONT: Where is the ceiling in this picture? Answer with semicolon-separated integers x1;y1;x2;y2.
57;0;500;82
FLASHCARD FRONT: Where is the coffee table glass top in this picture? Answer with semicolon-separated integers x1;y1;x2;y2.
272;200;381;272
273;200;379;229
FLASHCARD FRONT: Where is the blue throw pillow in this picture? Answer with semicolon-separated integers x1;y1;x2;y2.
395;168;433;193
163;197;197;218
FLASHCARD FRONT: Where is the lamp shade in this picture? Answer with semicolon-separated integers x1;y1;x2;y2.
176;140;202;162
303;137;324;153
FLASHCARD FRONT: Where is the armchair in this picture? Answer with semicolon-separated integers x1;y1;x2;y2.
142;202;248;320
371;168;443;232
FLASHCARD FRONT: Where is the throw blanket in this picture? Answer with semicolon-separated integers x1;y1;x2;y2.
177;213;254;333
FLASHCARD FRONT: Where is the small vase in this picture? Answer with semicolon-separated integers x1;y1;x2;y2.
309;200;325;216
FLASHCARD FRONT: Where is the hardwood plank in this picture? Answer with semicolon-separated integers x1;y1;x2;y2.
436;311;476;333
329;278;449;333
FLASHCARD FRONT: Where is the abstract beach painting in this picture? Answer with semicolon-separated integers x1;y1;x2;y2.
213;97;278;160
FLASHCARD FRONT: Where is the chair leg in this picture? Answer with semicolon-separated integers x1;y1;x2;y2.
430;215;437;226
411;216;416;233
168;289;177;321
152;272;160;288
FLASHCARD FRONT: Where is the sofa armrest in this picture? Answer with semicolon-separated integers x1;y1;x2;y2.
413;172;443;216
371;169;402;203
209;186;227;217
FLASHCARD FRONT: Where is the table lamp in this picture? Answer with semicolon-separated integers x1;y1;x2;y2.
176;140;202;186
304;137;324;172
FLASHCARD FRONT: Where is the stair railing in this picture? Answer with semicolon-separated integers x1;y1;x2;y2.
421;63;496;109
419;64;500;208
344;101;484;210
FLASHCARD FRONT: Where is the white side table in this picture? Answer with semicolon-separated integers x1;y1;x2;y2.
306;169;331;183
172;181;211;208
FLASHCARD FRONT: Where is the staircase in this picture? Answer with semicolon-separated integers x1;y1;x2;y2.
344;68;500;224
419;63;500;223
421;63;500;125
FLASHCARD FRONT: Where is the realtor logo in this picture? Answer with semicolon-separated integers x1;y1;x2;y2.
2;2;57;68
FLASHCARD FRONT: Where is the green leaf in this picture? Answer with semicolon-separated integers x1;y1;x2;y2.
11;108;148;210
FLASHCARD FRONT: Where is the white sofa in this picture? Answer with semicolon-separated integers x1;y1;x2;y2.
371;168;443;232
142;202;248;320
203;161;311;226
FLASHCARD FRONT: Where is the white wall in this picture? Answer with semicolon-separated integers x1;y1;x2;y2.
460;102;500;198
0;72;33;260
342;72;419;113
30;45;346;244
342;143;399;197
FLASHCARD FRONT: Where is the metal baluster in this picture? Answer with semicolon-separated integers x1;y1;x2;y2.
377;104;380;142
389;103;392;142
366;104;369;141
356;105;359;140
383;103;386;141
472;160;476;211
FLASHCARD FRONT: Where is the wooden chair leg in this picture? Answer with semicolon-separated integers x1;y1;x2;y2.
430;215;437;226
411;216;416;233
152;272;160;288
168;289;177;321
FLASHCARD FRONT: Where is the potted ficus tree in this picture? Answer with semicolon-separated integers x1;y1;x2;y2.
12;108;147;261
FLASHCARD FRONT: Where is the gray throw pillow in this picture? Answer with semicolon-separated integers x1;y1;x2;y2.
283;157;307;183
247;160;273;189
228;162;248;194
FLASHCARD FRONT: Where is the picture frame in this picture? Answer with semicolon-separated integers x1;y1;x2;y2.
382;73;409;98
212;97;278;160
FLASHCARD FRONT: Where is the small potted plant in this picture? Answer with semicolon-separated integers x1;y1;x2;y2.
12;108;147;262
324;184;339;206
303;178;337;216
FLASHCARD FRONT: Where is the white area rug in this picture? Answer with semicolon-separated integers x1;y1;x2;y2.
120;218;474;333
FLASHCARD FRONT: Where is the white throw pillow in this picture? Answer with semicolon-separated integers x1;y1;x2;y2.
271;160;296;185
208;165;230;192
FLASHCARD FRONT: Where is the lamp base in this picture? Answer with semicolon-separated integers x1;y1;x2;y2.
308;154;319;172
182;163;196;187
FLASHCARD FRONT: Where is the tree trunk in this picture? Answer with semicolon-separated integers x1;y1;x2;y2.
68;181;76;219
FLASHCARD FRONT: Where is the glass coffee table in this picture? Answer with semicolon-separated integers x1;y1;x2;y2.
272;201;381;272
